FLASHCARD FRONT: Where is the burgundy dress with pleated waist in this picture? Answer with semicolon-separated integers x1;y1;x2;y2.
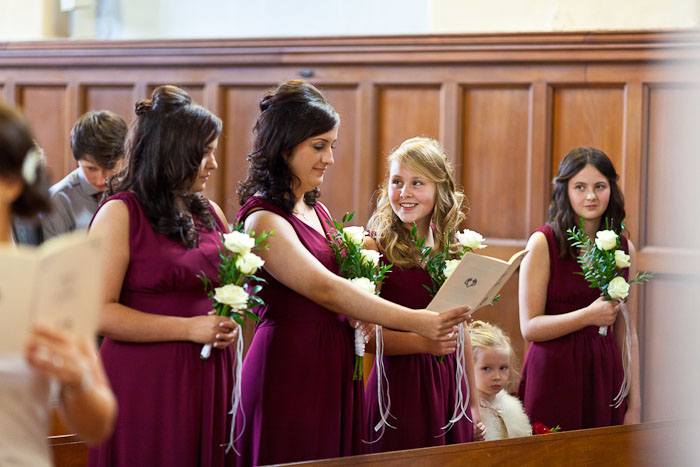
87;191;236;467
517;224;628;430
234;196;363;466
364;261;473;452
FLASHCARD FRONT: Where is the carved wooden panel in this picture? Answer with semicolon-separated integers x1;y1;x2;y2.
17;85;70;180
220;85;273;220
645;84;700;250
462;86;531;241
551;86;625;179
316;85;360;221
81;85;134;124
375;85;441;188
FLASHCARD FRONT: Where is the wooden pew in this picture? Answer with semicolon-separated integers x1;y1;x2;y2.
50;411;87;467
282;421;689;467
51;420;689;466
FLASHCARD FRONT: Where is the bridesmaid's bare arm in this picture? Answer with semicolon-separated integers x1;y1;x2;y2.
244;209;469;341
89;200;236;345
519;232;620;342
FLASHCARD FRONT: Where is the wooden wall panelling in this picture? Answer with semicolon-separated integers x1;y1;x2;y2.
220;85;274;220
461;85;531;241
460;85;532;361
314;84;360;222
81;85;135;124
550;85;626;179
439;81;461;169
17;84;71;182
644;83;700;252
375;85;442;190
355;82;379;223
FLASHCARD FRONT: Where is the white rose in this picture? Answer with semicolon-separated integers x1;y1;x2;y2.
455;229;486;250
443;259;461;279
213;284;249;309
343;226;366;246
349;277;376;295
594;230;618;251
235;252;265;275
223;231;255;255
614;250;631;269
607;276;630;300
359;249;381;267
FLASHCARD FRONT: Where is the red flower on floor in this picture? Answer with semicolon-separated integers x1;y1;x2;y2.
532;422;552;434
532;423;561;434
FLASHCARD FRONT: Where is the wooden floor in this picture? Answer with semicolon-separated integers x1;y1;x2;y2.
52;420;691;467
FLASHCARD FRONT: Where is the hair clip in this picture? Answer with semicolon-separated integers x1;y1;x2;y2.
22;146;43;184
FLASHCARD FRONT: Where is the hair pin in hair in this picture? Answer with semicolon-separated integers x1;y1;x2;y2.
22;146;43;184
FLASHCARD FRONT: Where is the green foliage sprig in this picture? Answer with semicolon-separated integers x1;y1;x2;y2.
566;218;652;301
199;221;273;327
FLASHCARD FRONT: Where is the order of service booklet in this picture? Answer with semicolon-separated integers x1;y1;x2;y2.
0;231;105;354
427;249;528;313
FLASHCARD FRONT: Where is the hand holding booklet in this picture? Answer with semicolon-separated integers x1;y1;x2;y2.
427;249;528;313
0;231;105;354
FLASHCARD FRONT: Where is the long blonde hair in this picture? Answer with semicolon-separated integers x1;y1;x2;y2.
469;320;519;388
367;137;466;268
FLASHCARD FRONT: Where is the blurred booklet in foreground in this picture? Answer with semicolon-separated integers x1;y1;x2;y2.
428;249;528;313
0;231;104;354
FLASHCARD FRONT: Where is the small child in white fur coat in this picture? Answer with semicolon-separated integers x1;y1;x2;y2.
470;320;532;440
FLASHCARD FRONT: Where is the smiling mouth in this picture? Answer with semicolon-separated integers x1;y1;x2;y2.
400;203;417;208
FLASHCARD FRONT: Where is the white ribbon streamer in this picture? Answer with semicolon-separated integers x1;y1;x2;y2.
612;301;632;409
225;322;245;455
365;325;396;443
438;322;472;436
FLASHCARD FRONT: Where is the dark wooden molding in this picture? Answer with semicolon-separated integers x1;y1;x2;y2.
1;30;700;67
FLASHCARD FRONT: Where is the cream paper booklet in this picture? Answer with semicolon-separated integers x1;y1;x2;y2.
427;249;528;313
0;231;105;354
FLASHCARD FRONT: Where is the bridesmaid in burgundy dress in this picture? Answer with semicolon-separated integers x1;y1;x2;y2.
518;147;641;430
363;137;481;452
233;81;471;466
88;86;239;466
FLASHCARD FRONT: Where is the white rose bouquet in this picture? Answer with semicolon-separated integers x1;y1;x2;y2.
567;218;652;336
411;225;494;366
198;222;273;359
198;222;272;455
326;211;391;381
567;218;652;409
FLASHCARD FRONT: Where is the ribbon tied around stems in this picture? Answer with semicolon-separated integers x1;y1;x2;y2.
364;325;396;443
354;322;366;380
437;322;472;436
612;300;632;409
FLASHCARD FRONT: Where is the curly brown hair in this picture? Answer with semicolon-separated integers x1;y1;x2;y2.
108;85;222;248
367;137;467;268
237;80;339;214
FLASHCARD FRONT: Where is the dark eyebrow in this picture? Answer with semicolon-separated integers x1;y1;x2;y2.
311;138;330;143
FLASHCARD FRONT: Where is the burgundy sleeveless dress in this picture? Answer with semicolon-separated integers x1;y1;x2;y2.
234;196;363;466
517;224;628;430
87;192;235;467
364;262;473;452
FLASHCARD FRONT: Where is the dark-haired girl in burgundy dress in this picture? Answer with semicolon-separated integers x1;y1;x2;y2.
518;147;641;430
